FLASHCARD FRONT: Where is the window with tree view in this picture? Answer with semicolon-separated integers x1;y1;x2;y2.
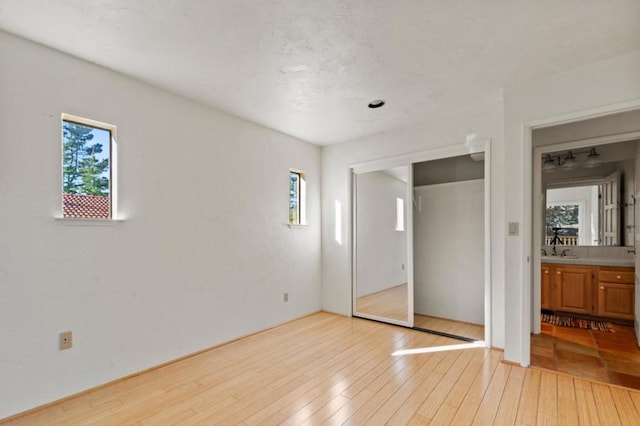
62;116;115;219
289;170;306;225
546;185;599;246
547;204;579;231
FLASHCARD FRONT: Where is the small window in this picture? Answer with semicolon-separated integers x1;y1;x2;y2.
62;114;117;219
289;170;306;225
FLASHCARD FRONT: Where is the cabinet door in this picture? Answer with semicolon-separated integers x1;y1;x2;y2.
597;282;634;320
541;265;552;310
554;266;593;314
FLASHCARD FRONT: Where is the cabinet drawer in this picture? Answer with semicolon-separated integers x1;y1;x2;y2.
598;270;634;284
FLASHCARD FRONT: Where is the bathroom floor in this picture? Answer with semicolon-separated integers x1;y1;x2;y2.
531;321;640;389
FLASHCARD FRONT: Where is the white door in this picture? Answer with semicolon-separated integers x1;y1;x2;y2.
352;165;414;328
601;171;620;246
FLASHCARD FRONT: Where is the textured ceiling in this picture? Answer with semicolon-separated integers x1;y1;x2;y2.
1;1;639;145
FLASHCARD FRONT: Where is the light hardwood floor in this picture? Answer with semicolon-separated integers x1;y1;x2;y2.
4;312;640;425
355;283;409;322
356;284;485;341
414;314;485;341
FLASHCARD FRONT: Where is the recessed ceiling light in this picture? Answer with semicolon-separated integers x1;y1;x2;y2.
368;99;385;109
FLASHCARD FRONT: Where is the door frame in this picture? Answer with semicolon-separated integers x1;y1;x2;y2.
521;100;640;366
350;138;492;345
532;132;640;332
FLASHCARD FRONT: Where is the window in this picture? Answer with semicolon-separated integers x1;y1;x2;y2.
546;203;580;245
289;170;306;225
62;114;117;219
546;185;599;245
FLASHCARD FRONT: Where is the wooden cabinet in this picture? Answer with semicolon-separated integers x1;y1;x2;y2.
541;265;552;310
541;264;634;321
597;267;635;320
553;265;593;314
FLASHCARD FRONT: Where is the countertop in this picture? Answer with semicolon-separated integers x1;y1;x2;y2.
541;256;634;267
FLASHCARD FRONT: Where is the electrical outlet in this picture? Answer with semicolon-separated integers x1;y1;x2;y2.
284;292;289;302
59;331;72;350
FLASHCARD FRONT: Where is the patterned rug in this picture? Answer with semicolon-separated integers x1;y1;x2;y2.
541;313;613;332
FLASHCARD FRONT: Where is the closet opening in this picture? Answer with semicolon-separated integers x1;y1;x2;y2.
351;141;491;345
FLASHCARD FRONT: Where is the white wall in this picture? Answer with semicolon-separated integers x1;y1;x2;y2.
0;31;321;418
413;180;484;324
505;49;640;364
355;171;407;297
321;95;506;348
533;109;640;146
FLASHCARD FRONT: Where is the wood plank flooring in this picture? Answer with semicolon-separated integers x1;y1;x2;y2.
414;314;485;341
4;312;640;425
355;283;409;322
356;283;484;340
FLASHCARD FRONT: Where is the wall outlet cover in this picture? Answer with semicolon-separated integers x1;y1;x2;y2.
59;331;72;350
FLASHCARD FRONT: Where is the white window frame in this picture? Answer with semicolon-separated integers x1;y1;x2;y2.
59;113;118;222
289;169;307;227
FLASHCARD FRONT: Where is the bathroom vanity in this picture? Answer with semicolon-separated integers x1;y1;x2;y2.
541;257;634;321
536;137;640;329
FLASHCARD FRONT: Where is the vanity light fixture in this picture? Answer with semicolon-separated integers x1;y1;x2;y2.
542;154;557;172
583;147;603;168
560;151;578;170
541;148;603;172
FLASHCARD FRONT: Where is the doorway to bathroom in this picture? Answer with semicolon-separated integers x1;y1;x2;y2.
530;109;640;387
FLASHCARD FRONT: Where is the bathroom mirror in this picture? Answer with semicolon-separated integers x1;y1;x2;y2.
541;140;638;247
545;172;622;246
